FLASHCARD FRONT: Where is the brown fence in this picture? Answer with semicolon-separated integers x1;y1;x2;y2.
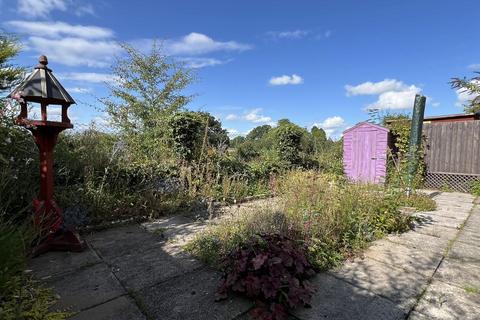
423;121;480;192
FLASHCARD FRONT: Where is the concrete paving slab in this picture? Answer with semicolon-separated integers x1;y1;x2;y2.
415;213;465;229
332;258;427;312
47;262;126;312
363;239;443;277
292;273;405;320
29;248;101;279
387;232;450;253
141;215;205;240
407;311;432;320
447;241;480;264
413;279;480;320
109;247;189;291
456;229;480;246
86;224;164;261
70;296;146;320
412;223;458;240
136;268;252;320
434;258;480;289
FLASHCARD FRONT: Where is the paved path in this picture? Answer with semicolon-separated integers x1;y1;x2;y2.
29;192;480;319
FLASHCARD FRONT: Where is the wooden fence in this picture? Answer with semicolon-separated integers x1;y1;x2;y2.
423;121;480;192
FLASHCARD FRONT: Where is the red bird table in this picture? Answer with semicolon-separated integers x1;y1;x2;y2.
8;55;86;256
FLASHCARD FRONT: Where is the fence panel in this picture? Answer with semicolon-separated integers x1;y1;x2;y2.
423;121;480;192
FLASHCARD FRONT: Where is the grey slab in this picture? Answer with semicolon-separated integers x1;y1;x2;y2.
141;215;205;240
86;224;164;261
70;296;146;320
448;241;480;264
407;311;432;320
412;223;458;240
332;258;427;312
363;239;443;277
109;246;194;291
414;279;480;320
292;273;405;320
415;213;465;229
434;258;480;289
48;262;126;312
136;268;252;320
455;229;480;247
29;248;101;279
387;232;449;253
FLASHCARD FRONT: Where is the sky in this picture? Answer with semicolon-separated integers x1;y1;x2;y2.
1;0;479;138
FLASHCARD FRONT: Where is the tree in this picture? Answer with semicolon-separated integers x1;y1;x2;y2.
451;73;480;113
311;126;327;153
0;34;24;92
246;125;272;141
169;111;228;162
102;42;195;171
275;124;304;166
230;136;245;148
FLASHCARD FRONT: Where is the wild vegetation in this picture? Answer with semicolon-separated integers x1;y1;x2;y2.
1;33;437;320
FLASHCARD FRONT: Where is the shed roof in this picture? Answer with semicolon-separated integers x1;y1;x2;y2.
423;113;479;121
343;121;390;134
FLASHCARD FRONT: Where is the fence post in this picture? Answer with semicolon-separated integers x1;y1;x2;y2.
406;94;426;195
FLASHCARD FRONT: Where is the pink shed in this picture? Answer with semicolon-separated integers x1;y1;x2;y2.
343;122;390;184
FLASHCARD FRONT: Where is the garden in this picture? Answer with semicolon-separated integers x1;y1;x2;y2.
0;34;437;319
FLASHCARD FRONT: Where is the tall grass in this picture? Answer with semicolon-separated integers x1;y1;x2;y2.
187;170;434;270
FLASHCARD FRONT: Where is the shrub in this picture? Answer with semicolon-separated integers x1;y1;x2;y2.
217;234;315;320
394;192;436;212
471;179;480;196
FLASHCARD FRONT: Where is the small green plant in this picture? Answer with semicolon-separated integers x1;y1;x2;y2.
463;285;480;294
470;179;480;196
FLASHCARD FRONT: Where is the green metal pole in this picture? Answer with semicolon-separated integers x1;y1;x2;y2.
406;94;426;194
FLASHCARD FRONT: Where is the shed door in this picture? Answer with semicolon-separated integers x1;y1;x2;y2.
352;130;377;183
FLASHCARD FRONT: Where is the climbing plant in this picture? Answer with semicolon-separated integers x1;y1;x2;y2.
383;114;426;189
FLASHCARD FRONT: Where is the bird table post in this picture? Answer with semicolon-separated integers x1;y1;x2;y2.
9;55;86;256
406;94;426;195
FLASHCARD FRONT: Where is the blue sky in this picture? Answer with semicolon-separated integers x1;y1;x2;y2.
1;0;479;137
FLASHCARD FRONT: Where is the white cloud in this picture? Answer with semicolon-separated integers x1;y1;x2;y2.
346;79;424;110
266;30;310;40
5;21;113;39
17;0;67;18
225;108;274;125
5;20;119;68
312;116;347;138
75;4;95;16
66;87;92;94
345;79;408;96
367;85;422;110
27;36;120;67
468;64;480;70
180;57;229;68
59;72;115;83
165;32;251;55
454;80;479;107
269;74;304;86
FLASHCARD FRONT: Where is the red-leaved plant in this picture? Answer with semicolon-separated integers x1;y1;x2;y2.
216;234;316;320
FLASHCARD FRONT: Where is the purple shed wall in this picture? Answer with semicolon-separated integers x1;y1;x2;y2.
343;122;389;183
